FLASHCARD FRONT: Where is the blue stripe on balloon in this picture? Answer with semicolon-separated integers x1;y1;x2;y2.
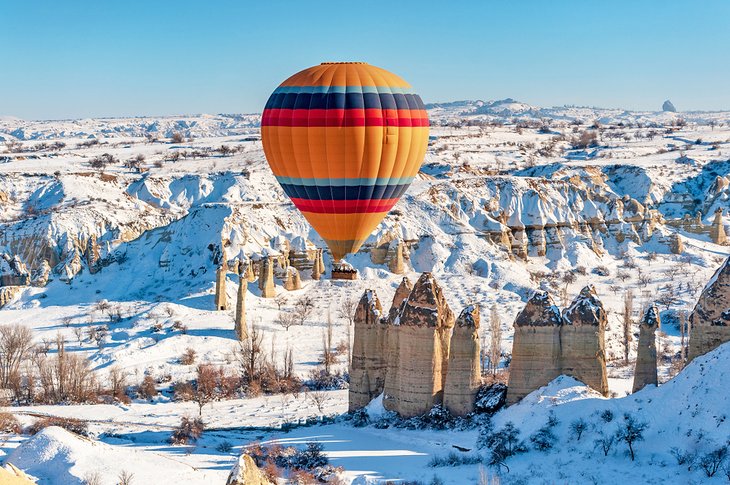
278;182;411;201
264;92;426;111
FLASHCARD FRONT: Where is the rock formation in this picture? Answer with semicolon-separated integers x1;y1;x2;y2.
506;292;564;405
349;289;386;411
561;286;609;396
226;453;274;485
387;239;406;274
507;286;609;405
214;264;228;310
258;257;276;298
0;463;35;485
710;208;727;245
84;235;101;274
283;267;301;291
662;100;677;112
632;305;660;392
0;254;30;287
387;277;413;323
383;273;455;417
443;305;481;416
670;233;684;254
688;257;730;361
243;259;256;283
234;272;247;342
0;286;21;308
311;250;322;280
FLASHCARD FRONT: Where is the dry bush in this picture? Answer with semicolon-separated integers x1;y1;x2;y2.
0;412;21;433
0;323;34;389
35;337;98;404
170;416;204;444
138;374;158;400
180;347;197;365
28;416;88;436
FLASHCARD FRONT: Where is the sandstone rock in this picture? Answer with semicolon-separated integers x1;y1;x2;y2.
443;305;481;415
388;277;413;323
562;285;609;396
387;239;406;274
58;250;82;284
633;305;660;392
0;463;35;485
506;291;563;405
31;260;51;287
688;257;730;361
349;289;386;411
226;453;274;485
383;272;455;417
0;254;30;287
670;233;684;254
243;259;256;283
214;264;228;310
311;249;322;280
710;208;727;245
84;234;101;274
258;257;276;298
0;286;21;308
283;267;301;291
234;275;247;341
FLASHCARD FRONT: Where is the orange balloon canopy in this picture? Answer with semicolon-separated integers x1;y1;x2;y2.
261;62;429;261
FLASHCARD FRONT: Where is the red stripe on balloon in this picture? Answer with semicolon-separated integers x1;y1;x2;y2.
291;198;398;214
261;109;429;127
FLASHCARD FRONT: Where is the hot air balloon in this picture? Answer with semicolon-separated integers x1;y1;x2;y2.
261;62;429;277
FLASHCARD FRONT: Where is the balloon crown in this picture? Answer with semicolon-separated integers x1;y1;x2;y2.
320;62;367;65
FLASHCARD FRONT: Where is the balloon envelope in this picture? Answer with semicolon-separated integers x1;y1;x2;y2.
261;62;429;261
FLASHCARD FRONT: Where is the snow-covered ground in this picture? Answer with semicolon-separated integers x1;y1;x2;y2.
1;102;730;483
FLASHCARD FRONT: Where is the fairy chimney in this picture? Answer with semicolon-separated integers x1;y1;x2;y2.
632;305;660;392
214;264;228;310
387;240;406;274
258;257;276;298
670;233;684;254
387;277;413;323
311;250;322;280
710;208;727;245
383;273;455;417
234;278;248;341
506;291;564;405
688;257;730;361
561;285;609;396
349;289;386;411
283;267;301;291
443;305;481;415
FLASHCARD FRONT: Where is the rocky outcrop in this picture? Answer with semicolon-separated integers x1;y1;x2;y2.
561;286;609;396
633;305;660;392
57;249;82;284
506;292;564;405
226;453;274;485
507;286;609;404
214;264;228;310
349;290;386;411
258;257;276;298
234;274;247;341
688;257;730;361
662;100;677;112
0;254;30;287
84;234;101;274
710;208;727;245
384;273;455;417
443;305;481;416
0;286;21;308
0;463;35;485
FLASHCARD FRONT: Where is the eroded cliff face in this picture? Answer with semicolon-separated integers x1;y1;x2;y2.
633;305;660;392
226;453;274;485
688;257;730;361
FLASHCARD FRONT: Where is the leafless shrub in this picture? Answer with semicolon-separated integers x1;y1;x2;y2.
170;416;204;444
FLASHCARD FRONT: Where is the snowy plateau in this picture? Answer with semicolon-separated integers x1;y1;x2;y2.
1;100;730;484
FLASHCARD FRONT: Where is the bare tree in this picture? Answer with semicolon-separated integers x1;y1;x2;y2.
117;470;135;485
622;290;634;365
294;296;315;325
321;312;336;375
308;390;330;413
338;295;357;364
276;311;298;332
0;324;34;388
237;325;264;384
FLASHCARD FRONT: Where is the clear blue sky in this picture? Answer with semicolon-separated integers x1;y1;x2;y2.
3;0;729;120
